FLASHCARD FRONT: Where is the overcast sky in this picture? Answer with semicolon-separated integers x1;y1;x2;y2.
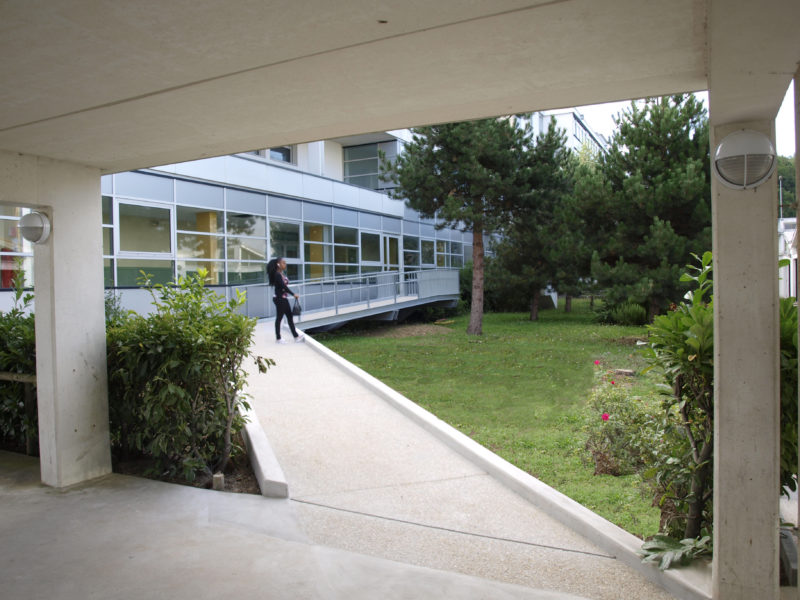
576;83;796;158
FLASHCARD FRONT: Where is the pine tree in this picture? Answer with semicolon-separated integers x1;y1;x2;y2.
587;95;711;319
382;118;525;334
492;119;573;320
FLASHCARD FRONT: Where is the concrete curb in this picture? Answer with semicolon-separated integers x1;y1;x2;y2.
303;333;712;600
240;404;289;498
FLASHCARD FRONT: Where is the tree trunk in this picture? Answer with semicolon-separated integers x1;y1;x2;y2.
530;289;540;321
467;227;484;335
684;437;713;540
565;295;572;313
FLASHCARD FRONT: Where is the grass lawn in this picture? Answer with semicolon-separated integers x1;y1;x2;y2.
315;299;663;539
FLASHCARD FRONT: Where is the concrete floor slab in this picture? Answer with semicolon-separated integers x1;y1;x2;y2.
0;452;589;600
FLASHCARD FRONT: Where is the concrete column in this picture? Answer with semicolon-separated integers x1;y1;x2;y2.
711;121;780;599
0;150;111;487
795;68;800;600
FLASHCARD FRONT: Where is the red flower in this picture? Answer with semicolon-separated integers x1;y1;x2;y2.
601;413;610;421
611;380;615;385
594;360;600;365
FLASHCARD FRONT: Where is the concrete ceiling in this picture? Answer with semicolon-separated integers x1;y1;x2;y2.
0;0;797;174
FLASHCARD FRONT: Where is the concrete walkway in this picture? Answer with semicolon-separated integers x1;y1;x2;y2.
0;320;706;599
245;321;685;600
0;451;583;600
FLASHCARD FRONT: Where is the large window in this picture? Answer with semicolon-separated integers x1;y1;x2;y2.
118;202;171;254
334;226;359;276
228;262;267;285
436;240;450;268
0;206;32;289
403;235;420;268
117;259;173;286
270;221;300;259
227;212;266;237
304;223;332;279
343;141;400;191
177;260;224;284
270;147;293;164
451;241;464;268
361;232;381;263
421;240;435;266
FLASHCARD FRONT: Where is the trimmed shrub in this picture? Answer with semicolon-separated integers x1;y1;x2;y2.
584;375;666;476
107;270;269;482
779;295;798;495
0;270;36;453
610;302;648;326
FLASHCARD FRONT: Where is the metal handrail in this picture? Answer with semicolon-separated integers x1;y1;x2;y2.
228;268;456;320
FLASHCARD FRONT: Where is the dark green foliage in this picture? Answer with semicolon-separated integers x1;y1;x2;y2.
584;378;666;476
491;118;574;320
779;296;798;495
460;258;536;313
107;270;270;482
610;302;648;326
0;268;36;452
382;117;527;335
587;95;711;320
643;252;714;541
639;534;711;571
777;155;796;218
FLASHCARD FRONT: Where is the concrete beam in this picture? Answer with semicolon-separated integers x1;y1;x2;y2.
710;121;780;599
0;151;111;487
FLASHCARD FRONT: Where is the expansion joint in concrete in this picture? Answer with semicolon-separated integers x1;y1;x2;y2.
291;497;617;560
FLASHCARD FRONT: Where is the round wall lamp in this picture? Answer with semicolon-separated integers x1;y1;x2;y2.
19;211;51;244
712;129;777;190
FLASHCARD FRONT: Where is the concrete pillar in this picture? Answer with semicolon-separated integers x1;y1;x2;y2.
711;121;780;599
795;68;800;600
0;150;111;487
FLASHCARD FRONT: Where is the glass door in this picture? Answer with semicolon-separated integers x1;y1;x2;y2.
383;235;400;272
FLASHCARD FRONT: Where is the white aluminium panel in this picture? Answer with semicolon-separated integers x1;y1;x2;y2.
154;158;227;183
331;180;360;208
380;193;405;217
224;156;269;189
267;166;303;198
302;173;334;203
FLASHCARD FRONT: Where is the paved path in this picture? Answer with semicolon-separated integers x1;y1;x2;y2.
246;321;677;600
0;451;585;600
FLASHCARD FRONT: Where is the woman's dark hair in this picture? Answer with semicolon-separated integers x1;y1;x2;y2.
267;257;283;286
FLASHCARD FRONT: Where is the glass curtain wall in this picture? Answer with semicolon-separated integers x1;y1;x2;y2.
92;171;468;289
0;206;33;289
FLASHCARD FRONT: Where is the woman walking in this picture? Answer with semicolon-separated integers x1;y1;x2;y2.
267;257;304;344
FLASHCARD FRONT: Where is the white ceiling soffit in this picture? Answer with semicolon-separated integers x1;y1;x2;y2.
0;0;794;173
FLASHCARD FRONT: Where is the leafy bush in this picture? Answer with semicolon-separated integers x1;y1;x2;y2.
0;268;36;453
597;253;799;568
584;374;666;476
104;289;129;327
779;296;798;495
107;270;269;482
610;302;648;326
639;534;711;570
642;251;714;541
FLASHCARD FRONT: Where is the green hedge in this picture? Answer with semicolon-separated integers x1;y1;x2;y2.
107;270;269;482
0;277;36;453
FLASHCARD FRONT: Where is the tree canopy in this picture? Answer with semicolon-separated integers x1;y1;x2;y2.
491;118;575;319
382;118;526;334
585;94;711;319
